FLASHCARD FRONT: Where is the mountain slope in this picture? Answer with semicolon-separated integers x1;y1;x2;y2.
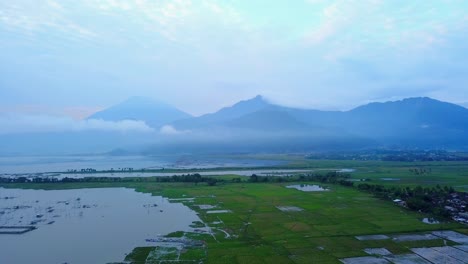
343;97;468;139
88;96;191;128
226;109;309;131
170;95;468;150
172;95;273;129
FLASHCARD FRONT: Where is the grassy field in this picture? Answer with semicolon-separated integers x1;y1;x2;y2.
2;179;466;263
203;155;468;191
256;157;468;191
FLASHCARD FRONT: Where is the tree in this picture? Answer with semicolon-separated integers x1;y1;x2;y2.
249;174;258;182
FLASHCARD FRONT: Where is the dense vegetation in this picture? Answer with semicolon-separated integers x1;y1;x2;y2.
357;183;457;218
306;149;468;162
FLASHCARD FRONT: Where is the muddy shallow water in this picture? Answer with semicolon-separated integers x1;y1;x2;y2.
0;187;205;264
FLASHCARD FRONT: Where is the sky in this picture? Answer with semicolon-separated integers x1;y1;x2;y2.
1;0;468;120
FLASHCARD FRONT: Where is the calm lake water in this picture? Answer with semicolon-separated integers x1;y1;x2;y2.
0;187;205;264
0;155;284;174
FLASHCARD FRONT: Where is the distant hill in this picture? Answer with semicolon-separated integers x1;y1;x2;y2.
168;96;468;150
88;96;191;128
172;95;273;129
340;97;468;145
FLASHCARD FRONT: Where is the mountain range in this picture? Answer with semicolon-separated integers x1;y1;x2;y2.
85;95;468;152
1;95;467;155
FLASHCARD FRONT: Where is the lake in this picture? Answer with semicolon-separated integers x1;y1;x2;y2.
0;155;284;174
0;187;206;264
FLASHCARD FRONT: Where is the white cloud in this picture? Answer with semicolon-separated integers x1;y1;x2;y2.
0;0;251;49
159;125;190;135
0;114;154;134
1;0;468;114
0;1;97;42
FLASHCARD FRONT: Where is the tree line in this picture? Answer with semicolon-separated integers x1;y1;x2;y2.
357;183;455;218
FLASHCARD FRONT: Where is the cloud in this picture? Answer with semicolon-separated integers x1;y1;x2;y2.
1;0;468;115
0;1;97;42
159;125;190;135
0;114;154;134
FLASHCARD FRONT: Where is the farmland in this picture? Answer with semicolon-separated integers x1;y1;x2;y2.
1;158;467;263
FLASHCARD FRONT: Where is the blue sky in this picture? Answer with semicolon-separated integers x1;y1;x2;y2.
1;0;467;118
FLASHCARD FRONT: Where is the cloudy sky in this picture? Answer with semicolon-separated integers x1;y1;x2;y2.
1;0;467;118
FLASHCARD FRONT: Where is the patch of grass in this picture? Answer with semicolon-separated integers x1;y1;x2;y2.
165;231;185;238
146;246;179;262
179;247;206;260
124;247;155;263
190;221;206;228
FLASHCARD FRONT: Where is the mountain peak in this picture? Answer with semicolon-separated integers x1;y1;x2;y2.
400;97;440;103
88;96;191;127
252;95;265;101
171;95;273;129
353;97;448;111
235;95;270;107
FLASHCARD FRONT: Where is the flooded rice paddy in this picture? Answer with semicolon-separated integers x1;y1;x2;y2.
276;206;304;212
380;178;401;181
355;234;390;241
206;210;232;214
286;184;329;192
422;217;440;224
344;231;468;264
0;187;207;264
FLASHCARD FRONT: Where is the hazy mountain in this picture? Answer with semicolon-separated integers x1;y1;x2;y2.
168;96;468;150
348;97;468;128
341;97;468;145
172;95;273;129
2;96;468;156
88;96;191;128
226;109;308;131
173;95;342;130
